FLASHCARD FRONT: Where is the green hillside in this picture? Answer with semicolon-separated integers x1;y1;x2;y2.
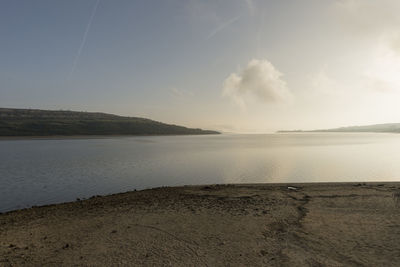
0;108;219;136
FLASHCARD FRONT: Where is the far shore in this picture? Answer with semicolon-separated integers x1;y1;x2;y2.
1;182;400;266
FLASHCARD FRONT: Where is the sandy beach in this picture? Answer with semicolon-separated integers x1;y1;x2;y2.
1;183;399;266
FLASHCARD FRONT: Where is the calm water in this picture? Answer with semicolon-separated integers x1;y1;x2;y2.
1;133;400;212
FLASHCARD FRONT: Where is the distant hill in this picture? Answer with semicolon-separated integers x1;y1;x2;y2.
0;108;220;136
278;123;400;133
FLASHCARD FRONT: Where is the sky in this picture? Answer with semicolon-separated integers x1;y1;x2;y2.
1;0;400;133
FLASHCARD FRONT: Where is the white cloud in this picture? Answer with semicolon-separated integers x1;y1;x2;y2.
222;59;292;108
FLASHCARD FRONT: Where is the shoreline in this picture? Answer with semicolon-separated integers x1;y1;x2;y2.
1;183;400;266
0;133;221;141
1;132;396;141
1;181;396;215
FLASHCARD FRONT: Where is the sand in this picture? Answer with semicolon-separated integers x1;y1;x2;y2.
1;183;400;266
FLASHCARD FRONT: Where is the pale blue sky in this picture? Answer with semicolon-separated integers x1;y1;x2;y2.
2;0;400;132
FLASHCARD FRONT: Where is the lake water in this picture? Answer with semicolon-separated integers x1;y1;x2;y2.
1;133;400;212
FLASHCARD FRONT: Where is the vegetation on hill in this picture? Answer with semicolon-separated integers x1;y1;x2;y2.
0;108;219;136
278;123;400;133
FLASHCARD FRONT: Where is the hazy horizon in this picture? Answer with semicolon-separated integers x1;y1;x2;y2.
2;0;400;133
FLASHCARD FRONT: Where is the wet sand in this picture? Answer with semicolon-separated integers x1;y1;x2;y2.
1;183;400;266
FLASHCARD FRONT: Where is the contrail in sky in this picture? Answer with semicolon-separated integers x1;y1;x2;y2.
206;15;242;40
68;0;100;80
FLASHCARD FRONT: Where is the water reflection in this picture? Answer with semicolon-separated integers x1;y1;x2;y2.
1;133;400;212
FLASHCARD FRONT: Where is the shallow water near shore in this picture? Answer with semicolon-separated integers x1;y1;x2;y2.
1;133;400;212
